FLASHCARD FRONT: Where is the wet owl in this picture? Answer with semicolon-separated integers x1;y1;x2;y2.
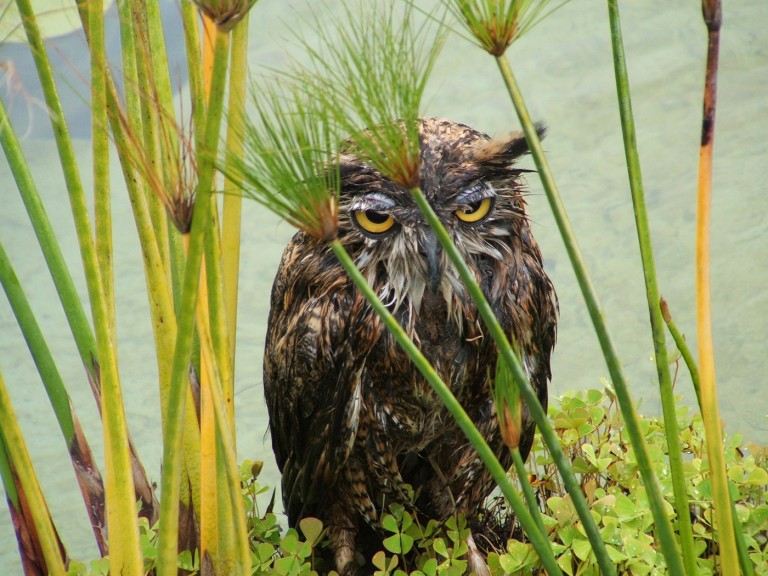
263;117;557;574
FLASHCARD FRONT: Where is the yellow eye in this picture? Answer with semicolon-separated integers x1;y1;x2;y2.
354;210;396;234
455;197;493;223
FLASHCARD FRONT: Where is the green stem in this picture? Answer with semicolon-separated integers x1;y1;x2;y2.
0;98;97;380
15;3;143;571
130;0;174;278
0;242;108;553
181;0;205;149
330;240;562;576
221;16;250;395
0;425;17;508
205;206;235;432
131;2;171;256
200;325;251;573
0;244;75;444
494;55;684;576
411;189;614;576
156;29;230;576
90;0;114;337
511;448;545;538
660;298;702;408
662;307;748;575
144;0;182;199
605;2;696;572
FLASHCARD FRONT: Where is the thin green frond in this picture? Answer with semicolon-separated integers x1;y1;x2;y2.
226;81;341;240
444;0;568;56
294;1;444;187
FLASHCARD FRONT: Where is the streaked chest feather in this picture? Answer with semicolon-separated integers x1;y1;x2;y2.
360;291;487;449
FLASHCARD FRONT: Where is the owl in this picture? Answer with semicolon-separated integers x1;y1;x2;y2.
263;118;557;575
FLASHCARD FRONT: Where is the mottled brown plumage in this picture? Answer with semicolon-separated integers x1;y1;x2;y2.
264;118;557;574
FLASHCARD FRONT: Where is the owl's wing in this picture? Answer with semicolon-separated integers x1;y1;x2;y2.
263;234;377;524
515;244;559;460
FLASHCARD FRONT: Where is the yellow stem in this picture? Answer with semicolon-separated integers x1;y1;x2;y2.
198;12;222;570
0;374;67;576
221;17;250;422
696;10;737;571
202;14;217;101
696;125;738;575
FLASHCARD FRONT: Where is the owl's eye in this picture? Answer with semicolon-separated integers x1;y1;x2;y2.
455;197;493;223
354;210;396;234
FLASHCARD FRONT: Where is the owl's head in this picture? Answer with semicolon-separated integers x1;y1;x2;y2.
336;117;540;318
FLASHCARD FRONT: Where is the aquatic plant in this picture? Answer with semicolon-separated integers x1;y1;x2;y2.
0;0;751;574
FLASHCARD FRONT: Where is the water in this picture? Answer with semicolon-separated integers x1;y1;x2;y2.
1;0;766;571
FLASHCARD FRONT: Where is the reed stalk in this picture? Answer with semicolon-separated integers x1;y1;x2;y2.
511;449;545;537
661;304;748;574
495;54;684;576
205;209;235;429
221;17;251;397
494;356;545;536
198;314;251;573
0;242;108;553
198;14;219;570
16;3;144;571
181;0;205;147
0;374;67;576
128;3;172;273
156;28;230;576
197;12;238;569
660;298;702;408
695;2;739;573
0;434;51;573
605;1;696;571
0;98;96;381
90;0;115;337
143;0;183;206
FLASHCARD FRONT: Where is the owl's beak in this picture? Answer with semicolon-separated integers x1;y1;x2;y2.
420;228;443;293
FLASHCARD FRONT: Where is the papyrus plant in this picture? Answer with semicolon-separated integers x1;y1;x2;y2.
226;2;617;572
1;1;257;574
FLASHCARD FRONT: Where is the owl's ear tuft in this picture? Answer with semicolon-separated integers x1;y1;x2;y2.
472;122;546;165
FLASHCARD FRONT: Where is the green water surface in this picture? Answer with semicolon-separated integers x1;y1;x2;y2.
1;0;766;570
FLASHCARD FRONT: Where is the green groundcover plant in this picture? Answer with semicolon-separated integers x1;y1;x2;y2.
64;390;768;576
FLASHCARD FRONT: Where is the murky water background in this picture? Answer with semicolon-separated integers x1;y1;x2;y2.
1;0;766;570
